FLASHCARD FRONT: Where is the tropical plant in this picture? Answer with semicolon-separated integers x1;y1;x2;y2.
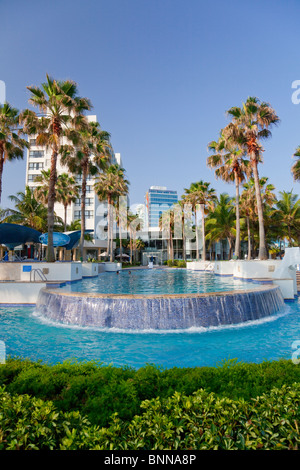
60;119;111;258
207;128;251;259
159;208;175;262
20;74;91;261
34;170;80;231
225;96;279;260
94;164;129;262
275;190;300;245
2;186;53;232
205;193;236;259
292;146;300;181
182;181;216;261
127;211;143;264
0;103;28;203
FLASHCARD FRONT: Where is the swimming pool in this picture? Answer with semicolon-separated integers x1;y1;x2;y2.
0;300;299;368
35;269;284;330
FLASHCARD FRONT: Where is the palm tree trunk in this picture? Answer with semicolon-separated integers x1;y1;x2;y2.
0;151;4;204
80;160;88;260
47;149;58;262
64;204;68;232
247;215;251;260
200;205;206;261
195;206;199;260
252;158;267;260
234;172;241;259
106;195;111;261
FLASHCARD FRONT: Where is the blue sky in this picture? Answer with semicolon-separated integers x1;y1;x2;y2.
1;0;300;210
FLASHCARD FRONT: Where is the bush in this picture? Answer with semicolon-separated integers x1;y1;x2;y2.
1;384;299;450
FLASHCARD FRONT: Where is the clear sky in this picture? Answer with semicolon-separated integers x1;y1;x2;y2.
1;0;300;210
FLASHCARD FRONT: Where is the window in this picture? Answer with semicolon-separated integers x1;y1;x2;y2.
29;138;37;146
27;174;38;182
28;162;44;170
29;150;44;159
75;197;93;206
74;210;94;219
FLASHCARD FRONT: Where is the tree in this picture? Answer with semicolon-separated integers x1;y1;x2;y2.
207;128;250;259
2;186;50;231
226;96;279;260
182;181;216;261
60;119;111;259
205;193;236;259
20;74;91;261
34;170;80;231
127;211;143;264
275;190;300;246
240;176;276;258
292;146;300;181
0;103;28;203
94;164;129;262
159;208;175;262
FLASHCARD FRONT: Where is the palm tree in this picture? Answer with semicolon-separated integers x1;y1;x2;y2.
60;119;111;259
207;128;250;259
183;181;216;261
159;208;175;262
205;193;236;260
226;96;279;260
20;74;91;261
56;173;80;231
127;211;143;264
275;190;300;246
94;164;130;262
292;146;300;181
240;176;276;258
0;103;28;203
2;186;50;231
34;170;80;231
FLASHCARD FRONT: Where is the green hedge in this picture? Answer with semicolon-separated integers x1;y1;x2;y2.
0;358;299;429
0;384;299;450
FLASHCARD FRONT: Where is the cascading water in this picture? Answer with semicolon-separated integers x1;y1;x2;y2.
35;284;285;330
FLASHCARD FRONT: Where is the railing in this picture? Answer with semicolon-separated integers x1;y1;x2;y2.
30;268;48;282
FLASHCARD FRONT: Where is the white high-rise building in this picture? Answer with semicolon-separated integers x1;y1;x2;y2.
25;115;122;259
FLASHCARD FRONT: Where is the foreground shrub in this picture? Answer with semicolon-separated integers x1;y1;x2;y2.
0;384;299;450
1;358;299;428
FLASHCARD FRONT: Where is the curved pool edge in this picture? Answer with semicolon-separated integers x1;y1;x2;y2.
35;285;285;330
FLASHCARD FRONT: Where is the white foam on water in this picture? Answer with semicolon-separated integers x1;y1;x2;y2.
31;304;291;335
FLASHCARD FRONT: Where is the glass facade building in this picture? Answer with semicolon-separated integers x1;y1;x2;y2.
145;186;178;228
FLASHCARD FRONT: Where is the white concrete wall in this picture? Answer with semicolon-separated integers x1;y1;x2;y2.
0;262;83;282
186;261;215;271
232;260;282;279
0;282;46;304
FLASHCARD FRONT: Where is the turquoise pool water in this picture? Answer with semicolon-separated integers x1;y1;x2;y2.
60;269;261;295
0;299;299;368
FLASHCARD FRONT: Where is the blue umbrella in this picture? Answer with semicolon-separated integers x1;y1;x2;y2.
39;232;71;247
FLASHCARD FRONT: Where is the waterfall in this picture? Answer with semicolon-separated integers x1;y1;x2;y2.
35;285;285;330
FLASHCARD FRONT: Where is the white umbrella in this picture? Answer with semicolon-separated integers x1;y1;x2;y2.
99;251;108;257
116;253;129;258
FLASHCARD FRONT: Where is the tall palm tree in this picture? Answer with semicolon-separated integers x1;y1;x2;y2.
94;164;129;262
205;193;236;260
34;170;80;231
127;211;143;264
20;74;91;261
56;173;80;231
183;181;216;261
226;96;279;260
159;208;175;262
0;103;28;203
60;119;111;259
241;176;276;258
207;128;251;259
